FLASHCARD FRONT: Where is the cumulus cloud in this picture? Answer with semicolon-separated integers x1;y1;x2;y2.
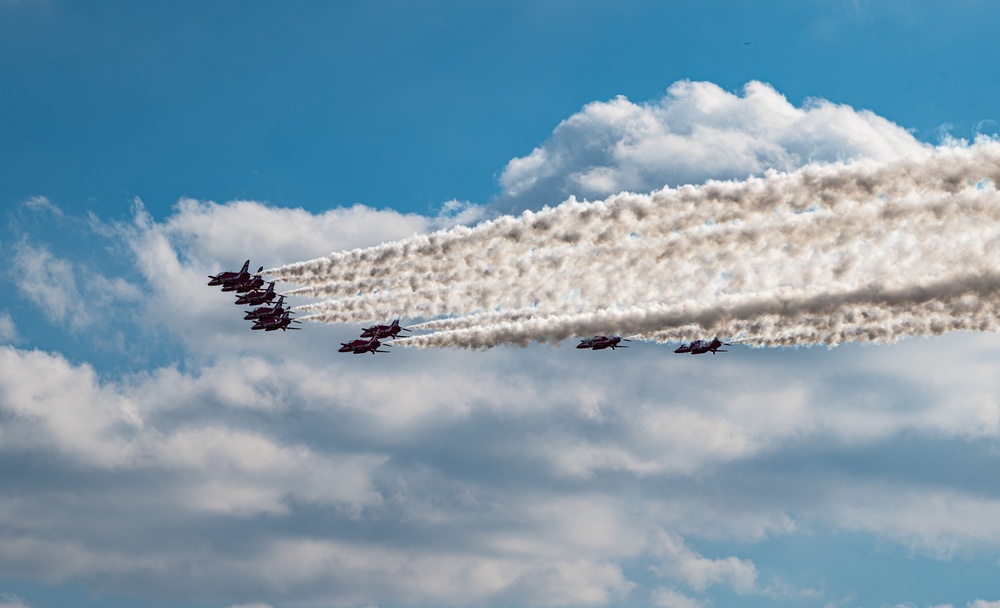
495;80;928;212
156;197;439;268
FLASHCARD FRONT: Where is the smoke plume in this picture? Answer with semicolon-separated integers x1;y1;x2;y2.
267;141;1000;349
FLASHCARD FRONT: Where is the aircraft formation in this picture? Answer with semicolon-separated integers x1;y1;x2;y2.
209;262;735;353
207;260;301;331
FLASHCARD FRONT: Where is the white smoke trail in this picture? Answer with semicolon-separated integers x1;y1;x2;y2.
273;141;1000;349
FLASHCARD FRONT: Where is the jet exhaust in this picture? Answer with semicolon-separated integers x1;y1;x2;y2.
267;140;1000;349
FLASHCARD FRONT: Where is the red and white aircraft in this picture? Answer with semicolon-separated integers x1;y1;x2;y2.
251;310;301;332
221;268;266;293
339;337;390;354
244;296;287;321
360;319;410;340
207;260;251;287
576;335;630;350
674;338;731;355
234;282;277;306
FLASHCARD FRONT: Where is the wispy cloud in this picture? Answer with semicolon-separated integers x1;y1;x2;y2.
650;530;757;593
19;195;62;218
12;240;82;327
0;312;17;343
11;239;141;334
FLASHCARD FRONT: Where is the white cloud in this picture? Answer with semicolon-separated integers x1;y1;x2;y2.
969;601;1000;608
153;196;459;269
0;345;142;467
253;538;633;607
0;312;17;343
496;80;928;212
20;195;62;218
823;481;1000;558
650;530;758;593
12;240;80;326
10;240;142;335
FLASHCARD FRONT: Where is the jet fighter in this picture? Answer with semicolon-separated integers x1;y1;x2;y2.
234;282;277;306
221;267;265;293
207;260;252;287
360;319;411;340
338;337;390;354
244;296;287;321
251;310;301;331
576;335;630;350
674;338;731;355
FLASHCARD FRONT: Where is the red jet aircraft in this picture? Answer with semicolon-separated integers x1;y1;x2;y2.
576;335;630;350
244;296;286;321
360;319;410;340
221;268;266;293
251;310;301;331
207;260;251;287
234;282;277;306
674;338;731;354
338;337;390;354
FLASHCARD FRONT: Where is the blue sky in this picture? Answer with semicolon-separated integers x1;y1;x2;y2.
5;0;1000;219
4;2;1000;608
